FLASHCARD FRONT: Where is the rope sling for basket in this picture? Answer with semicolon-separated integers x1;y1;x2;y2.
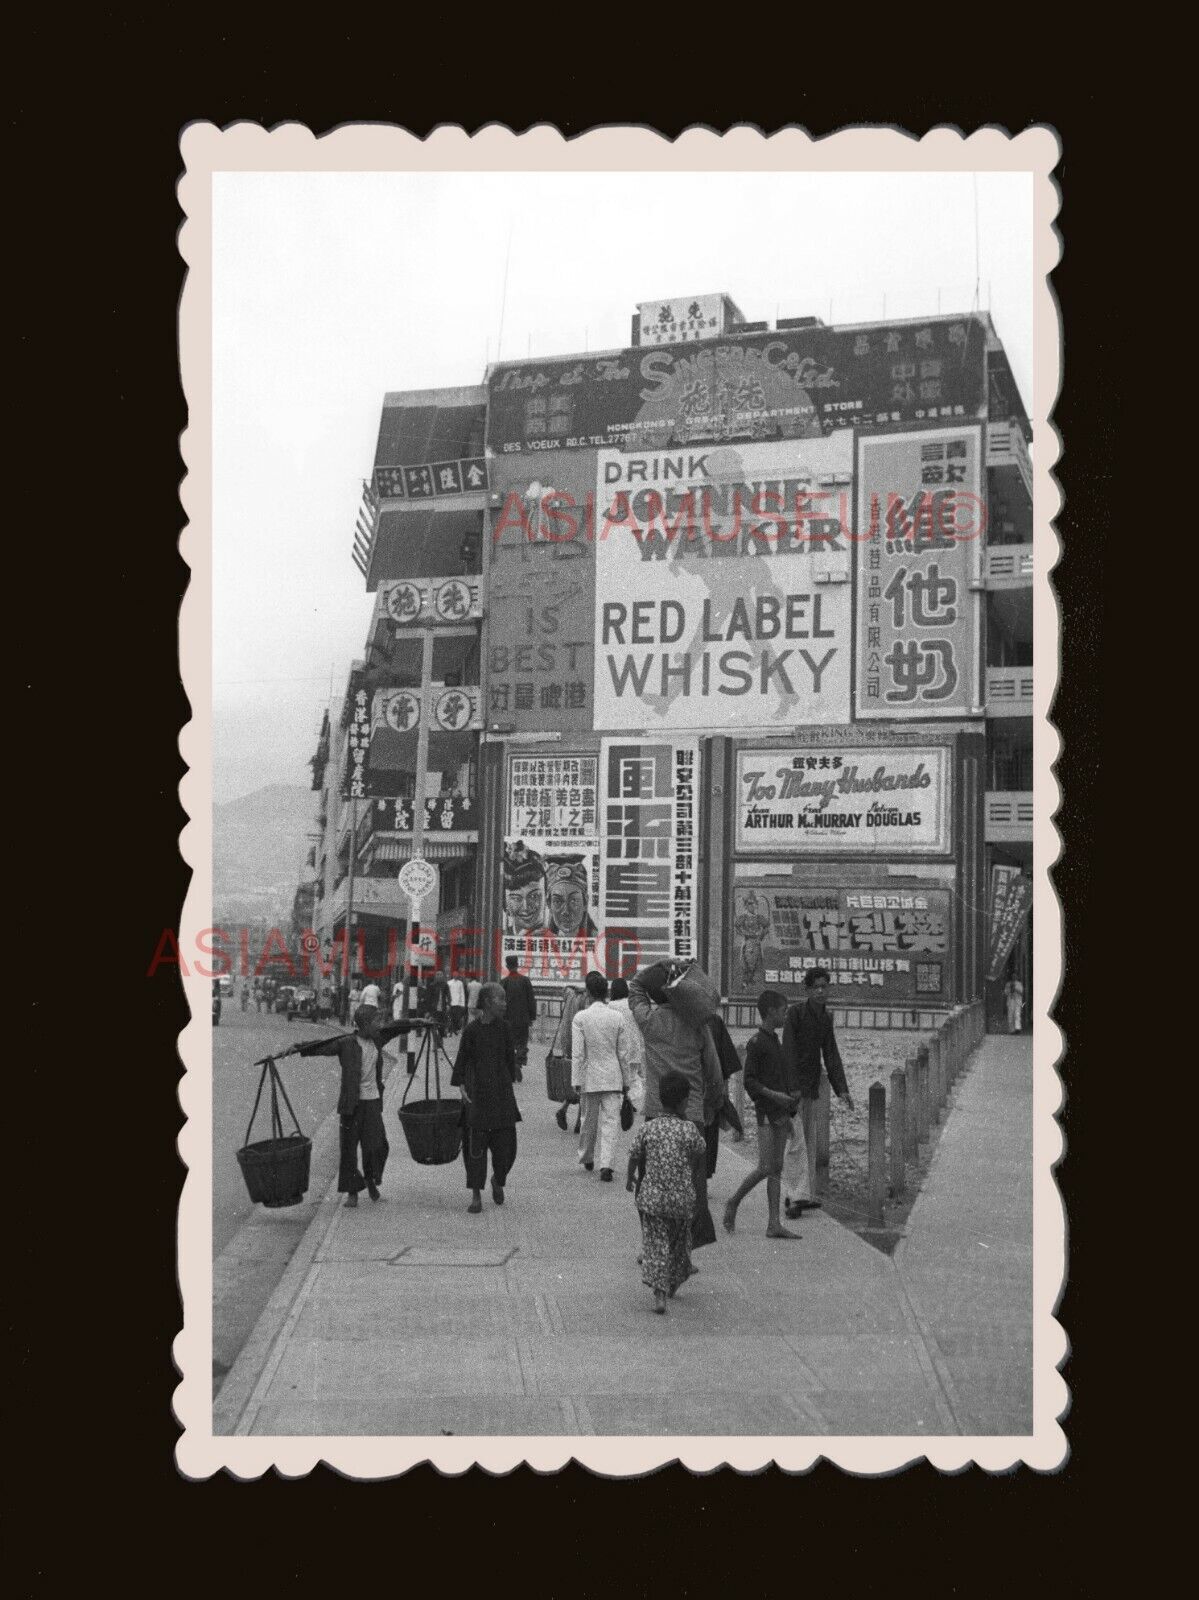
243;1055;304;1148
398;1023;445;1109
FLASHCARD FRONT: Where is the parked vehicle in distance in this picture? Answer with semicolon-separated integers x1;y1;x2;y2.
274;985;296;1015
212;978;222;1025
287;986;317;1021
219;973;235;996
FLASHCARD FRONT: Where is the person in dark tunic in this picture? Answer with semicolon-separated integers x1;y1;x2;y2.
780;968;854;1220
500;954;538;1082
722;991;802;1239
285;1007;414;1207
702;1011;745;1178
451;982;522;1214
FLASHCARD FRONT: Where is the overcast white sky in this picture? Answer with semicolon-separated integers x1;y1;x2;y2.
212;169;1033;804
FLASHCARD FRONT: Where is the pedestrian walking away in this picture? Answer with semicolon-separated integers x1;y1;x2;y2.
607;977;645;1113
703;1011;746;1178
359;980;381;1027
500;954;537;1081
451;982;522;1213
626;1069;708;1313
779;968;853;1220
1005;972;1024;1034
447;975;467;1035
551;984;586;1134
284;1007;415;1205
571;971;635;1181
723;991;802;1240
629;961;724;1249
466;976;482;1016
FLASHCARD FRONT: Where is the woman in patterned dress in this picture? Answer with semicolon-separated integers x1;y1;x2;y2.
625;1069;708;1313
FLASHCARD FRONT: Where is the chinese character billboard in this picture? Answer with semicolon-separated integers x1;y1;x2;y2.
735;745;952;855
486;450;596;731
598;739;699;978
730;880;951;1005
637;294;729;346
592;436;852;732
485;318;986;455
854;426;984;719
508;755;598;841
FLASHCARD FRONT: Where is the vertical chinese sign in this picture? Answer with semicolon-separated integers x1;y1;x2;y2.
599;738;699;978
341;689;371;799
986;865;1032;980
854;426;984;718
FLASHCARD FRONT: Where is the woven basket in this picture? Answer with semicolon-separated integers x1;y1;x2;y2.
236;1134;313;1208
397;1098;464;1165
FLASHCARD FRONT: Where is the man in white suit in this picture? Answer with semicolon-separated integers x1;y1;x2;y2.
571;971;635;1182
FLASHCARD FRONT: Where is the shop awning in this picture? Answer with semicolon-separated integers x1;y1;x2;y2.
365;838;475;864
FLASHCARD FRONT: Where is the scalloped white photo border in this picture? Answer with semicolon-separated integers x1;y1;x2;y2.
176;122;1065;1479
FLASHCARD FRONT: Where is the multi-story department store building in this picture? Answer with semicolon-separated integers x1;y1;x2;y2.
305;295;1033;1033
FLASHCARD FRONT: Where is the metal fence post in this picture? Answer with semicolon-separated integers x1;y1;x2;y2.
868;1083;886;1228
889;1067;906;1198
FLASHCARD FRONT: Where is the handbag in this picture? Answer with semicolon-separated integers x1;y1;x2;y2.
620;1090;634;1132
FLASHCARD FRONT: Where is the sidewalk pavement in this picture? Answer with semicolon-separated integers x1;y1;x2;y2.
895;1034;1034;1435
216;1034;1033;1438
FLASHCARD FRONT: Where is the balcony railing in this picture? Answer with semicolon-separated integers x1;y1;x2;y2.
986;420;1032;499
985;545;1033;588
985;667;1034;716
985;791;1034;843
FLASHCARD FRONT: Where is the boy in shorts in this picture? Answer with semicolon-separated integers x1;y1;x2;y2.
722;990;802;1240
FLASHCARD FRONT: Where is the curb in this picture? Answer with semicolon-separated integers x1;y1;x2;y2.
212;1046;405;1436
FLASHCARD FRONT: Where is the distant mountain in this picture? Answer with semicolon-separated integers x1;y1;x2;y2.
213;783;318;925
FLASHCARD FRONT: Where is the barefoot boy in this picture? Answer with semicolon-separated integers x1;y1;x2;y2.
722;991;802;1240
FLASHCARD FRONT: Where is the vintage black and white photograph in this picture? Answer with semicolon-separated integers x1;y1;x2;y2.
173;125;1063;1476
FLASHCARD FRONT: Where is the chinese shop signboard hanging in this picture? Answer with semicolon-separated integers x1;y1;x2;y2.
378;576;482;627
371;686;482;734
854;426;984;719
373;457;488;499
734;745;952;855
729;879;951;1005
592;435;852;733
986;865;1032;980
485;318;986;455
341;688;371;799
637;295;730;346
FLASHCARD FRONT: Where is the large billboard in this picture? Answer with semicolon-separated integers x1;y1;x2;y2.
598;738;699;979
734;744;952;855
730;879;952;1005
486;450;596;731
592;435;853;732
485;318;987;455
854;426;984;719
501;751;602;985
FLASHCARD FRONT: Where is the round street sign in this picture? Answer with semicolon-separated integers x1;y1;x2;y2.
398;858;437;903
300;932;320;955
